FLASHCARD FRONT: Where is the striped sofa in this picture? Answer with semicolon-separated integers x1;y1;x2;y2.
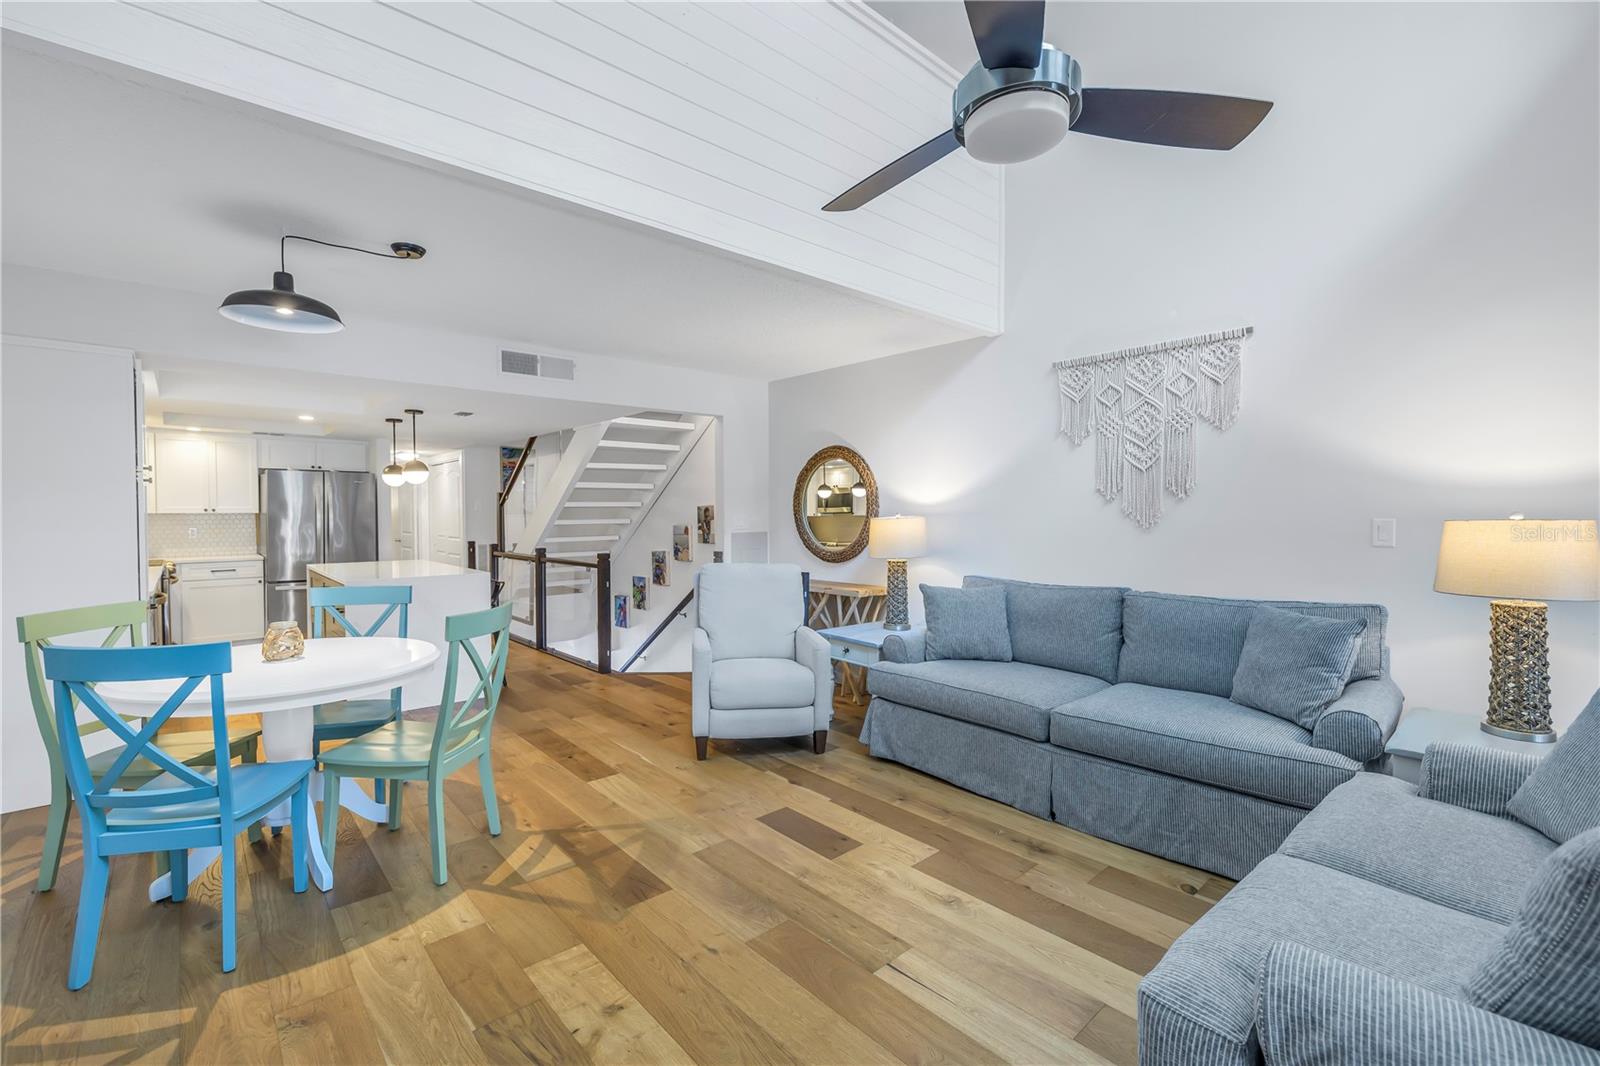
861;578;1402;879
1140;691;1600;1066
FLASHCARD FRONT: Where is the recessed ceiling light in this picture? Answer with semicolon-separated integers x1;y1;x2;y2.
297;414;315;422
186;426;202;432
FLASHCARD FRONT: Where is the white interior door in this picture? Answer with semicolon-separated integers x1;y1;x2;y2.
428;458;463;566
396;483;418;559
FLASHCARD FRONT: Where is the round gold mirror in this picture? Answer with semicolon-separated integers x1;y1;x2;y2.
793;446;878;563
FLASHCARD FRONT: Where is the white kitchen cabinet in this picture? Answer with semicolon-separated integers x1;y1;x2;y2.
256;436;368;471
315;439;369;471
175;572;265;644
151;432;257;513
257;436;318;470
152;434;214;512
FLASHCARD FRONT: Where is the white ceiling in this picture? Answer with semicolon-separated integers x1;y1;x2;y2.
140;354;634;452
0;35;976;381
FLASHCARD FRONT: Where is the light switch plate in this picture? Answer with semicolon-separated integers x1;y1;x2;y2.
1371;518;1397;548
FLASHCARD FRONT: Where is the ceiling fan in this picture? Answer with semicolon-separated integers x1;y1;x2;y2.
823;0;1273;211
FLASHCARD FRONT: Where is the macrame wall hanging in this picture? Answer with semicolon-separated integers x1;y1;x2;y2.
1054;326;1252;530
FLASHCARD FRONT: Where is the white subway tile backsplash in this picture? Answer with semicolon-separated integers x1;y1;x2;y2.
148;513;257;559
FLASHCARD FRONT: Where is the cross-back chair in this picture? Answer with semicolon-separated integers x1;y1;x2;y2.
41;641;313;989
17;600;262;892
319;604;511;885
308;584;412;803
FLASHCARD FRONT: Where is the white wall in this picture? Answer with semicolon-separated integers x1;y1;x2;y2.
770;3;1600;729
2;264;771;566
2;338;141;812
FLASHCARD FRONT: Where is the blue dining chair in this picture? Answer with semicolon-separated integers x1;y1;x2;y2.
320;604;511;885
309;584;412;804
42;641;313;990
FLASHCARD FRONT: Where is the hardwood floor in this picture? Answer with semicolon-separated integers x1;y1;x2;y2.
1;647;1231;1065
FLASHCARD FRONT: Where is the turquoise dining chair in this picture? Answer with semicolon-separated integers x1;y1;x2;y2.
17;601;263;893
42;640;313;990
309;584;412;804
319;604;511;885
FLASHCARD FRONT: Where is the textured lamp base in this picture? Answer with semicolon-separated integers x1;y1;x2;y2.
1483;599;1557;743
884;559;910;631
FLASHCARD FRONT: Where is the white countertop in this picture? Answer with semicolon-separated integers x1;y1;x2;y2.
308;560;482;582
155;553;263;563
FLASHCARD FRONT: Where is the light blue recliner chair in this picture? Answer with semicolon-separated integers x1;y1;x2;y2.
691;564;832;760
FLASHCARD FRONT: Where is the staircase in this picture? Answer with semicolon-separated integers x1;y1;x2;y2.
506;412;711;615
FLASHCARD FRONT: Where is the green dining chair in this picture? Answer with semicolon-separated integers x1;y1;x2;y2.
309;583;412;806
17;600;263;892
318;604;511;885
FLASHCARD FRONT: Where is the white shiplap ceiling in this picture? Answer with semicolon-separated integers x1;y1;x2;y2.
0;30;987;381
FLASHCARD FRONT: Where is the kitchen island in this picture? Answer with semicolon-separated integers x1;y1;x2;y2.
306;560;492;711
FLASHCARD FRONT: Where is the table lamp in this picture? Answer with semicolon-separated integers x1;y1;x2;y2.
870;515;926;631
1434;518;1600;741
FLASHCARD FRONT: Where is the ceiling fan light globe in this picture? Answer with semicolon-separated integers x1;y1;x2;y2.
961;88;1072;164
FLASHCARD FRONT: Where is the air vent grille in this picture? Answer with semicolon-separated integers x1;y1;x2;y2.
501;348;575;381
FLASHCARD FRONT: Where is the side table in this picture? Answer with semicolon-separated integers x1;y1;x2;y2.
816;622;893;705
808;581;887;701
1386;707;1557;785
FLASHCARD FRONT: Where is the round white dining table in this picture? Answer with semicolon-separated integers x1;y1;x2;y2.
94;636;440;899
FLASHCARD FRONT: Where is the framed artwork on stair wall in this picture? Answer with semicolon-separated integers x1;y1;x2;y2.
652;551;669;586
673;525;693;562
632;576;647;611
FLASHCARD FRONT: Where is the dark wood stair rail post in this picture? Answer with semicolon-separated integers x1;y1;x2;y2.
533;547;548;652
595;552;612;674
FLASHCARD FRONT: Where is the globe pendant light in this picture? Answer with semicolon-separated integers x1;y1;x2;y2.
219;235;425;334
851;479;867;498
382;417;406;487
402;409;430;484
817;484;833;500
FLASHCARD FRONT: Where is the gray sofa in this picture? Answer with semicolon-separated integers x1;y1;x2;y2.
1140;697;1600;1066
861;576;1403;878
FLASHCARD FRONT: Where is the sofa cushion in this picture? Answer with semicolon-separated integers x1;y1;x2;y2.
921;584;1012;662
1279;772;1556;923
1138;854;1507;1064
962;576;1125;682
1049;684;1361;808
1508;688;1600;844
868;659;1106;741
697;564;801;661
1230;606;1366;729
1464;827;1600;1048
709;657;815;711
1117;591;1388;696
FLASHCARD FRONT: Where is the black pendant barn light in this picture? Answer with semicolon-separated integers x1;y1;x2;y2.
218;235;425;333
402;409;430;484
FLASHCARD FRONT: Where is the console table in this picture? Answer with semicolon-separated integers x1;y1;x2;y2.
806;581;887;703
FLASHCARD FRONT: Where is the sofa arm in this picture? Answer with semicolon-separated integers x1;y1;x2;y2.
1311;675;1404;763
1418;741;1544;818
691;627;711;737
881;626;927;664
796;626;833;731
1258;941;1600;1066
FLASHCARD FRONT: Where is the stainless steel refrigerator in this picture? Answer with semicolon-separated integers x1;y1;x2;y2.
259;469;377;629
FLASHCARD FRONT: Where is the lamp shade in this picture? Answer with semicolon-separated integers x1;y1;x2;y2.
218;271;342;334
1434;519;1600;601
869;515;927;560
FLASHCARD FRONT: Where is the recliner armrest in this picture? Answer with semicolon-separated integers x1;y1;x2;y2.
691;627;711;737
1311;675;1404;763
796;627;832;730
1418;741;1544;818
881;626;927;664
1257;941;1600;1066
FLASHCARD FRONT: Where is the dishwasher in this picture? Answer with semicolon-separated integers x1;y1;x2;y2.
172;559;266;644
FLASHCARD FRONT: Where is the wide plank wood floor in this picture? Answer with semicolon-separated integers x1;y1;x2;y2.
1;646;1232;1065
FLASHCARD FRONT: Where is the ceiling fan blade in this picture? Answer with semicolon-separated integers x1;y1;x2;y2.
964;1;1045;70
1072;89;1273;150
822;130;962;212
